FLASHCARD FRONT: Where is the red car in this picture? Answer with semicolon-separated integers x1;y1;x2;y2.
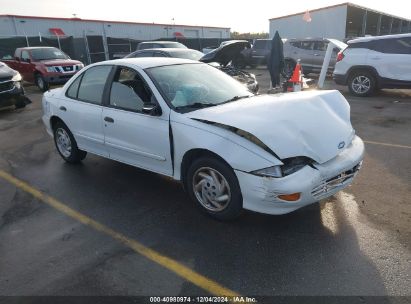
1;47;83;91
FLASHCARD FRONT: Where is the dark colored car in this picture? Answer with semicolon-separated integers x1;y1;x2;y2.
1;47;83;92
244;39;271;66
126;41;259;93
0;62;30;109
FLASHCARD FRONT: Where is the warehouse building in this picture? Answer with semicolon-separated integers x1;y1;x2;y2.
0;15;230;39
269;3;411;40
0;15;230;64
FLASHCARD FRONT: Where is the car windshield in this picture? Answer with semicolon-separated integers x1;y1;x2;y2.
146;63;253;113
31;48;69;61
168;50;204;61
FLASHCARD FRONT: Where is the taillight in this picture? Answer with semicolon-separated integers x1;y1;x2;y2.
337;51;345;62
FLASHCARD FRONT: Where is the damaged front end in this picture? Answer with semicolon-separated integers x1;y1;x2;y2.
200;40;258;93
0;63;31;109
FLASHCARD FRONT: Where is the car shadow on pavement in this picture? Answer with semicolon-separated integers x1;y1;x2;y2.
22;155;389;296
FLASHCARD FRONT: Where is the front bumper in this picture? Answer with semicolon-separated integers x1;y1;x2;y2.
0;82;28;108
235;136;365;215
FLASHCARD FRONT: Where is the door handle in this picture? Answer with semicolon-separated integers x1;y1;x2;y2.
314;53;320;56
104;116;114;123
59;106;67;111
370;57;381;60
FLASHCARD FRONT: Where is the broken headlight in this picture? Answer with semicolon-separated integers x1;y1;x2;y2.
251;157;314;178
282;156;313;176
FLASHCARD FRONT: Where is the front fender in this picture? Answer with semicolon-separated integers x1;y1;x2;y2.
171;118;281;180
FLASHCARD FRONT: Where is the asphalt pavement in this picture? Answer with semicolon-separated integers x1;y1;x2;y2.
0;75;410;299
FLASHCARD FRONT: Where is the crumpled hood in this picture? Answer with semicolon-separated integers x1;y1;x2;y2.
187;90;354;164
200;40;251;66
40;59;81;66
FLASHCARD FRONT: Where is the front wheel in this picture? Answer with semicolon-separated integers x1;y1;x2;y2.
53;121;87;163
35;74;49;92
186;157;243;220
348;70;376;97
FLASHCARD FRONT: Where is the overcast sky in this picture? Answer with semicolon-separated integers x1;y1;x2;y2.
0;0;409;32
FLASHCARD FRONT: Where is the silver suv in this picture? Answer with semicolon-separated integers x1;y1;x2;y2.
283;38;340;75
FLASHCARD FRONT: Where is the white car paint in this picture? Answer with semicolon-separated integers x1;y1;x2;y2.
42;58;364;216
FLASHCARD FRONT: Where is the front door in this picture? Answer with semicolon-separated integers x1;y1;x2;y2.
102;66;172;176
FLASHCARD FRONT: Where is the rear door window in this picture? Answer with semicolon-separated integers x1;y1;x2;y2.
299;41;314;50
77;65;112;104
379;38;411;54
313;41;328;51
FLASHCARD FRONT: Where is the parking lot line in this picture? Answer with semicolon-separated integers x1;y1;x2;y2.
0;169;240;297
363;140;411;149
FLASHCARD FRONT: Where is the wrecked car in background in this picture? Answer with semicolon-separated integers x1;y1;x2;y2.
42;58;364;220
0;62;30;109
126;41;259;93
199;40;258;93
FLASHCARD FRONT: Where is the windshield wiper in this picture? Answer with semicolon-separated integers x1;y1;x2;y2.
222;95;252;104
175;102;217;110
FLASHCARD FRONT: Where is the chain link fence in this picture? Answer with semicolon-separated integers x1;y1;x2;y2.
0;35;230;65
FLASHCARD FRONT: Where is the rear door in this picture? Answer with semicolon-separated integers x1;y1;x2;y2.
296;40;315;70
102;65;172;176
368;37;411;81
58;65;112;157
312;41;328;70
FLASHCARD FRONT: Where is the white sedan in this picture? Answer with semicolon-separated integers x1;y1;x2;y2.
42;58;364;220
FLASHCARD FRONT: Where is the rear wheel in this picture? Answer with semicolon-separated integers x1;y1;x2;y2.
185;156;243;220
53;121;87;163
35;74;49;92
348;70;376;97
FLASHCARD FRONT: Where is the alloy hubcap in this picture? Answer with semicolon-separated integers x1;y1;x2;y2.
192;167;231;212
37;77;44;89
56;128;72;157
352;76;371;94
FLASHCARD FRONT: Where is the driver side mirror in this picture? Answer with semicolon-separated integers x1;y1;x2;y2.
142;103;162;116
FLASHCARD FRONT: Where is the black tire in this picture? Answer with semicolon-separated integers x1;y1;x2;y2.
185;156;243;220
53;121;87;163
35;74;49;92
348;70;376;97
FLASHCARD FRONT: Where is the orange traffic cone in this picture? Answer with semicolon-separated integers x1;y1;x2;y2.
288;61;303;92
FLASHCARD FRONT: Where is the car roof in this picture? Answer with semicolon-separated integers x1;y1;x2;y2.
95;57;200;69
139;41;183;44
286;37;328;41
136;48;199;52
17;46;58;50
348;33;411;44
